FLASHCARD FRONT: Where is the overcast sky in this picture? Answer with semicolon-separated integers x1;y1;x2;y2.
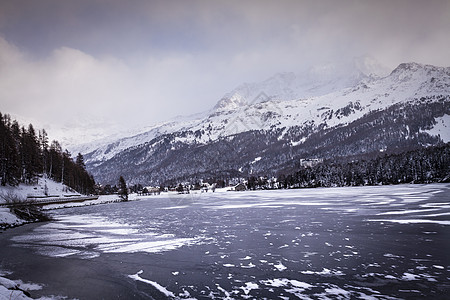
1;0;449;148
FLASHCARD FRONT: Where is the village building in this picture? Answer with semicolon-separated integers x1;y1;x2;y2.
300;158;323;168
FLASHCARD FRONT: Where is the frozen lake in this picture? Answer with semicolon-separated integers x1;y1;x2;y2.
1;184;450;299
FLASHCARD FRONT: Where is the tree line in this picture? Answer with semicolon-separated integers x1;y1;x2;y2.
152;144;450;192
0;112;95;195
182;143;450;191
277;143;450;188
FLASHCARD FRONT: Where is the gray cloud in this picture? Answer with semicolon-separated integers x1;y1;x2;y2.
0;0;449;147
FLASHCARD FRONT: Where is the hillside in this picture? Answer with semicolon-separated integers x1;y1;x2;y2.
80;62;450;185
0;176;80;227
0;112;96;194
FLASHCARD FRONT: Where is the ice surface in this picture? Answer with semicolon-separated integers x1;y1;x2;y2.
401;273;420;281
223;264;235;268
129;270;176;298
240;282;258;295
101;238;199;253
376;208;439;215
6;183;449;299
369;219;450;225
273;262;287;271
11;213;204;258
301;268;345;276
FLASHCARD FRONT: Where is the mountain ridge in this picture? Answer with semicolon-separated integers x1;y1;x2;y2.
79;61;450;185
214;57;388;112
72;58;389;156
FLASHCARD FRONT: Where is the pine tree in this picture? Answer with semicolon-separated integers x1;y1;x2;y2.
39;129;49;175
76;153;85;168
49;140;62;181
21;124;42;183
0;113;20;185
118;176;128;201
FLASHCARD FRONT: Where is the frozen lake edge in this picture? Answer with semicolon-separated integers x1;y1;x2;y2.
1;183;449;299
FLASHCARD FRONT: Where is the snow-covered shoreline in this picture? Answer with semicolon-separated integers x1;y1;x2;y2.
0;194;128;229
0;177;82;229
0;272;45;300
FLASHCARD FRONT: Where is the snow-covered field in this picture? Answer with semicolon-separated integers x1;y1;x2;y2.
1;184;449;299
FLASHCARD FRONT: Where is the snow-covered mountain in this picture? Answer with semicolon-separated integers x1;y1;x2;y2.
80;62;450;184
214;57;389;111
74;59;387;159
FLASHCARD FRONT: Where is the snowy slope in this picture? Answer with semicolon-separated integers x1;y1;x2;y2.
82;62;450;166
0;176;80;228
0;176;80;204
77;114;208;164
422;114;450;143
202;62;450;139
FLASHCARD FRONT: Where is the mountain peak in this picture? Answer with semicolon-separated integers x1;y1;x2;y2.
213;92;247;111
212;58;389;112
391;62;425;74
388;62;449;84
390;62;449;75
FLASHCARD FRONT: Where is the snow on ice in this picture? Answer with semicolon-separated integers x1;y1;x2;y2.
1;183;449;299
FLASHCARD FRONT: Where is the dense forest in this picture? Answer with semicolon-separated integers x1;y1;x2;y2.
161;143;449;191
275;143;450;189
0;112;95;195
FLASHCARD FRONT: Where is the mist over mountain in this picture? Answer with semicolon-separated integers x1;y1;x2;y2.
214;57;389;111
76;61;450;185
72;58;387;155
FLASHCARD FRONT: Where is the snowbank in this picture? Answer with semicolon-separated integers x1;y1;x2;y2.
0;176;79;205
0;176;82;229
0;207;25;228
0;272;42;300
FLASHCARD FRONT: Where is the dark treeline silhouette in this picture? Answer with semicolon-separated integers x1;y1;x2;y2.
158;144;449;192
0;112;95;194
277;143;450;189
